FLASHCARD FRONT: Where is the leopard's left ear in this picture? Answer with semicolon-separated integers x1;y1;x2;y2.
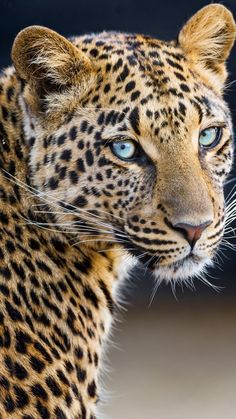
178;4;236;88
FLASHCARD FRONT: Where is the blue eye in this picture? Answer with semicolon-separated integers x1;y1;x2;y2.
199;127;222;148
111;139;137;160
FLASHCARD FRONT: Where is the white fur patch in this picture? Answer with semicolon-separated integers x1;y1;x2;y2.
152;255;213;283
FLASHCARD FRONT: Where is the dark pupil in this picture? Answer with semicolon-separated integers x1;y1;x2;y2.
120;144;126;149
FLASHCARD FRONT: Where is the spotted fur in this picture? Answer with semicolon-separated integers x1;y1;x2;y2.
0;4;235;418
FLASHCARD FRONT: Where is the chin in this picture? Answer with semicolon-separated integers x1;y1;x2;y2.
149;254;213;283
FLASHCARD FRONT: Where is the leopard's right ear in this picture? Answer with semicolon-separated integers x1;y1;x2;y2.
12;26;94;92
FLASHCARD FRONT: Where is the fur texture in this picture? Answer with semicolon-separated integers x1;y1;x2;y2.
0;4;234;418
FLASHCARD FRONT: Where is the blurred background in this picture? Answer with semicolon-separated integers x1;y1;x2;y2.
1;1;236;418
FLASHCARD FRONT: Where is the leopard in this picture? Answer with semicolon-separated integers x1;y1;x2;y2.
0;3;235;418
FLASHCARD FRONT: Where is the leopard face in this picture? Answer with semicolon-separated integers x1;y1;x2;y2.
12;4;236;283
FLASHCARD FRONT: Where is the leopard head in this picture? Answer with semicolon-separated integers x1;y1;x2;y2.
12;4;236;282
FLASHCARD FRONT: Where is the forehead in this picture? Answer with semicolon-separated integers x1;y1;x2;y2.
73;33;229;134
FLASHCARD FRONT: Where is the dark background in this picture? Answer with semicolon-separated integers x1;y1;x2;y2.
1;0;236;298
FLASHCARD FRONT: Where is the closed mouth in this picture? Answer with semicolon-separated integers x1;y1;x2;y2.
166;253;201;272
147;252;197;272
151;252;211;283
115;231;208;278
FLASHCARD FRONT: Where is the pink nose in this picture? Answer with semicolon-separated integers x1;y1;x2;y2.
173;221;212;248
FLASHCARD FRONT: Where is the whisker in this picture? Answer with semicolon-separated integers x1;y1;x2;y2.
1;169;122;229
72;237;128;246
1;170;130;246
149;278;162;307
